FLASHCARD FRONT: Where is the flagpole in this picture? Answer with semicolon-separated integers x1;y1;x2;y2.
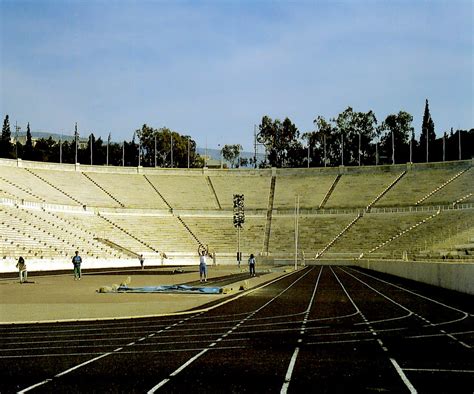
107;133;111;166
74;122;78;164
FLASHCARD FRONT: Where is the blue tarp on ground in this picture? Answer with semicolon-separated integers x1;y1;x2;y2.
116;284;222;294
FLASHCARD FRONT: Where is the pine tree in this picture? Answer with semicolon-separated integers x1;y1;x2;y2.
24;122;34;160
1;115;13;158
419;99;436;162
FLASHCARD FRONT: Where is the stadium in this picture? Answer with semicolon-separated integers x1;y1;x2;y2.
1;157;473;392
1;158;472;278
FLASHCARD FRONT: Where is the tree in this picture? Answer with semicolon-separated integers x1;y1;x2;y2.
378;111;414;164
257;116;302;167
332;107;377;166
312;116;336;166
1;114;13;158
23;122;34;160
222;144;242;168
135;124;201;168
33;137;57;162
419;99;435;162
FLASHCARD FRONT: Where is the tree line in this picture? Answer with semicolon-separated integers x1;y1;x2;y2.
0;120;204;167
1;99;472;168
257;100;472;167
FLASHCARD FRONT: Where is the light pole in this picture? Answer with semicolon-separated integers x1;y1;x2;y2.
376;141;379;165
122;140;125;167
323;134;327;167
187;136;190;169
442;131;446;162
359;133;361;167
170;133;173;168
341;134;344;166
90;133;93;165
426;116;430;163
15;122;20;159
74;122;78;164
154;133;157;167
458;129;462;160
107;133;111;166
307;144;310;168
392;130;395;165
233;194;245;268
218;144;223;169
294;195;300;270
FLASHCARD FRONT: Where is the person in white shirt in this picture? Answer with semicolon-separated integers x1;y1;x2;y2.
199;251;207;283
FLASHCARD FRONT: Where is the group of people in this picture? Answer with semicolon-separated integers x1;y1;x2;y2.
14;251;83;283
198;250;257;283
15;250;256;284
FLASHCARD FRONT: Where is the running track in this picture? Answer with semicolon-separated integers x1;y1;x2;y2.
1;266;473;393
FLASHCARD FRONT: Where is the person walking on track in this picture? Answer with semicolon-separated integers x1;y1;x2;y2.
199;250;208;283
72;251;82;280
248;253;256;277
16;256;27;283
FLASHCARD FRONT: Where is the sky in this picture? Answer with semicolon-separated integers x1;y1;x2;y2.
1;0;472;151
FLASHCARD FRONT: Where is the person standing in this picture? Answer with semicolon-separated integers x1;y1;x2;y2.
139;254;145;270
199;250;207;283
248;253;256;277
16;256;27;283
72;251;82;280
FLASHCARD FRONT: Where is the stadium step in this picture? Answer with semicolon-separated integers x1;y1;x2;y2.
24;168;81;205
206;176;222;209
316;213;362;258
367;171;407;211
143;175;172;210
319;174;341;209
263;175;276;254
415;167;471;206
82;173;125;207
176;215;203;249
364;209;441;257
97;213;159;253
94;237;138;258
0;174;46;203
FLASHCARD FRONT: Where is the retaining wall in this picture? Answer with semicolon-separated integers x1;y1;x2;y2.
356;259;474;295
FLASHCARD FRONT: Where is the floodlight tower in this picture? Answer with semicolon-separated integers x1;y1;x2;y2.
233;194;245;267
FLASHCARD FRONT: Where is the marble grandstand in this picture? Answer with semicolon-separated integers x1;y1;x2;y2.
0;158;472;271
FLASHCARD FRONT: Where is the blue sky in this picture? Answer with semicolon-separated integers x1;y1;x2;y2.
1;0;472;151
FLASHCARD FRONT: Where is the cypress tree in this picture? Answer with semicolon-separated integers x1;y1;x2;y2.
24;122;34;160
1;114;13;158
419;99;436;162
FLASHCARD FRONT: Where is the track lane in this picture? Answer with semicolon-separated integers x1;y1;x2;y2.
2;266;473;393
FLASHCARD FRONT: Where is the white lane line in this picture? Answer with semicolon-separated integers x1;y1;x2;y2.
402;368;474;373
406;329;474;340
147;349;209;394
114;347;123;352
333;267;418;393
306;338;376;346
17;379;52;393
343;267;471;347
17;311;205;391
54;352;112;378
347;267;469;319
280;347;300;394
279;266;323;394
390;358;418;394
146;266;314;392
